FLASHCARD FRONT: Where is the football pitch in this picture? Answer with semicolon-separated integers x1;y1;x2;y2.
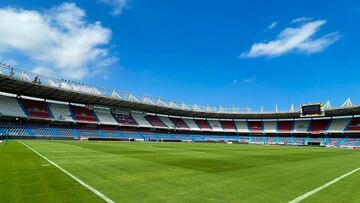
1;140;360;203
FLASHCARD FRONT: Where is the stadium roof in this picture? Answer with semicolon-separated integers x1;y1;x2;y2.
0;63;359;119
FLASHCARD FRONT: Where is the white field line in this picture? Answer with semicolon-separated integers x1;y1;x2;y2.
288;167;360;203
19;142;115;203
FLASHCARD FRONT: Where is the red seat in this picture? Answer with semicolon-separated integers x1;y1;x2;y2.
113;114;138;126
309;120;331;134
169;117;189;129
277;121;294;133
346;118;360;131
195;120;212;131
221;121;237;132
23;99;50;118
145;115;167;128
72;106;97;123
248;121;263;133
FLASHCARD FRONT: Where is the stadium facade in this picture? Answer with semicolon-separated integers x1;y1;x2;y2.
0;64;359;148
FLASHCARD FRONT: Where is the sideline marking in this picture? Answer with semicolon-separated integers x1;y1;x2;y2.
288;166;360;203
20;141;115;203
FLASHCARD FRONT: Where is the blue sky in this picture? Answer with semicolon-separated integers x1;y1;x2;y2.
0;0;359;111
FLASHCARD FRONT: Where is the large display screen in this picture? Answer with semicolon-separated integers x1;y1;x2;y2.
301;104;323;117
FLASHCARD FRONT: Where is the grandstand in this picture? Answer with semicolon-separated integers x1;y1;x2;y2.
0;64;359;149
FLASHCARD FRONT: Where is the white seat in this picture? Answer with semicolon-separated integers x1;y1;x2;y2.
263;121;277;133
95;110;117;125
159;116;175;128
183;118;201;131
235;121;249;133
207;120;224;132
293;120;310;133
326;118;351;133
48;103;73;122
0;95;26;118
132;113;152;127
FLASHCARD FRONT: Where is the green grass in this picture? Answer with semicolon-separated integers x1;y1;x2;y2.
1;140;360;203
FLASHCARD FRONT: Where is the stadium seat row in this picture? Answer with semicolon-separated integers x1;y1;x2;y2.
0;95;360;134
0;121;359;147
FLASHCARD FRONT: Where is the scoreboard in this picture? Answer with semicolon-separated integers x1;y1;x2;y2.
300;103;324;117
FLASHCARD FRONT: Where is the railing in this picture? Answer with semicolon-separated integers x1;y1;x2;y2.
0;63;353;114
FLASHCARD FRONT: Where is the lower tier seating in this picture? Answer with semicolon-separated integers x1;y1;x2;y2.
0;121;359;148
0;122;29;136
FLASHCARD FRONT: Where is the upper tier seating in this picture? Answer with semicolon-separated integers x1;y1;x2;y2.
235;121;249;133
22;99;51;118
48;103;74;122
247;121;263;133
113;114;138;126
327;118;351;133
158;116;175;128
346;118;360;132
145;115;167;128
263;121;277;133
309;119;331;134
207;120;224;132
132;113;152;127
277;121;294;133
220;121;237;132
195;119;212;131
94;110;117;125
0;95;26;118
72;106;97;123
183;118;201;131
293;120;310;133
169;117;190;130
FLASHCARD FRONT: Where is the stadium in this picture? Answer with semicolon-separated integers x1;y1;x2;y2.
1;1;360;203
1;64;360;203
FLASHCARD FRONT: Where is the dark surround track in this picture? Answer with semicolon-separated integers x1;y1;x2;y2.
0;73;359;119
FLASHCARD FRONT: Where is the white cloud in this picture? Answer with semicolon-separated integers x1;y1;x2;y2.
33;66;56;77
267;22;278;30
0;3;115;79
241;18;340;58
100;0;130;16
243;77;256;83
291;17;313;24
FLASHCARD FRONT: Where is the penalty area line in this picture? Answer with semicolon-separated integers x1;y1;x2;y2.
288;166;360;203
19;141;115;203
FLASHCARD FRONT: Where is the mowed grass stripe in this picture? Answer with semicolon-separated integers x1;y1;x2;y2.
289;166;360;203
0;141;104;203
9;140;360;203
19;141;115;203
